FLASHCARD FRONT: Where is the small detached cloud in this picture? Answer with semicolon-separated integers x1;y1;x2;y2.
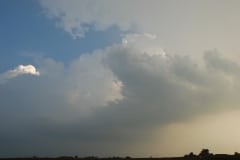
0;64;40;84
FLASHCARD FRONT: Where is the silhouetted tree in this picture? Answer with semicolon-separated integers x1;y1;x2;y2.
199;149;210;158
184;152;197;158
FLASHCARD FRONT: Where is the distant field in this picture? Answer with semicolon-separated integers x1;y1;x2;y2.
0;155;240;160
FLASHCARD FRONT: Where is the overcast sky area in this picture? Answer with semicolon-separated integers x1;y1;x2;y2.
1;0;240;157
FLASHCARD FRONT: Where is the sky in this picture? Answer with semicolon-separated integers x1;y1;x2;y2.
1;0;240;158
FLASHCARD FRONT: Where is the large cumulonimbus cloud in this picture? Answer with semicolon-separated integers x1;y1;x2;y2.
1;34;240;156
0;64;40;84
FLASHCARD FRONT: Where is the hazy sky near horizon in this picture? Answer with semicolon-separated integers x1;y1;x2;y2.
1;0;240;157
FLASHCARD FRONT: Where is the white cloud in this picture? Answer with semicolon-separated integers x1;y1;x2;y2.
121;33;166;57
0;65;40;84
11;65;40;76
64;50;124;111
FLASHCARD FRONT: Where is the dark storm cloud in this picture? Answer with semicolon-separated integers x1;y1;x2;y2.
1;44;240;157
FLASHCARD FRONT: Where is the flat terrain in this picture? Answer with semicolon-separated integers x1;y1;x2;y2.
0;155;240;160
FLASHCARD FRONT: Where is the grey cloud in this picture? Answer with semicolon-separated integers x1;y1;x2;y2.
1;44;240;156
204;50;240;76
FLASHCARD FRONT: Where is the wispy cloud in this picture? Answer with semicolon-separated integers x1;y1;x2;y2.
40;0;240;60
